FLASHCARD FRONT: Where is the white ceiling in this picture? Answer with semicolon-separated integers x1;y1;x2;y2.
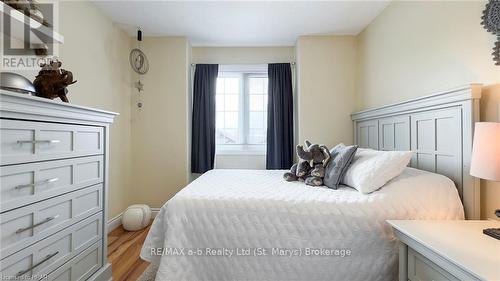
93;1;390;46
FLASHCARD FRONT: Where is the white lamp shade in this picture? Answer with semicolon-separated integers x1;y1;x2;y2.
470;122;500;181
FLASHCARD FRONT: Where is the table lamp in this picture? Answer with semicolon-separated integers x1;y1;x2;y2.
470;122;500;240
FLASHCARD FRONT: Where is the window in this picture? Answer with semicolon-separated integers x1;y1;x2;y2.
216;70;268;153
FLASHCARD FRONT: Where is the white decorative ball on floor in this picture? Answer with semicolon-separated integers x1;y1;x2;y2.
122;204;151;231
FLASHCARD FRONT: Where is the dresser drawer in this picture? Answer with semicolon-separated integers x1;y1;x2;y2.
0;119;103;165
408;247;460;281
0;155;103;212
0;212;102;278
1;184;103;259
48;241;102;281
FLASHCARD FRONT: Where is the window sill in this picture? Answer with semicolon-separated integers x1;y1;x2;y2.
216;150;266;156
216;145;266;156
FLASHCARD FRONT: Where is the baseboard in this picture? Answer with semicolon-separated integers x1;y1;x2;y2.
107;212;123;233
107;208;160;233
88;263;112;281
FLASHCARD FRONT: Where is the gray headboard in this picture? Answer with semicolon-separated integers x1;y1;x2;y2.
351;85;482;219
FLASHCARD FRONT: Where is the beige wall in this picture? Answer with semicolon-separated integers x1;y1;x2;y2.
58;1;132;219
50;2;191;215
296;36;357;148
356;0;499;111
356;1;500;220
192;47;295;64
130;37;190;209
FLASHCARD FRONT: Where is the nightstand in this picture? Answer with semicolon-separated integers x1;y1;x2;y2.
387;220;500;281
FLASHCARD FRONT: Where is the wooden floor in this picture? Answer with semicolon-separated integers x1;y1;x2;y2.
108;224;151;281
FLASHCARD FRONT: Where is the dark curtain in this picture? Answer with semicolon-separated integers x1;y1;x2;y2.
191;64;219;173
266;63;294;170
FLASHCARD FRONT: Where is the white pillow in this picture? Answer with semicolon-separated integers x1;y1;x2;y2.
341;148;414;194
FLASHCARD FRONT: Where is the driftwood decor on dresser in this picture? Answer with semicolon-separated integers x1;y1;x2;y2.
33;59;77;102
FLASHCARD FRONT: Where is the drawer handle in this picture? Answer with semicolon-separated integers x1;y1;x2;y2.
16;251;59;277
15;178;59;189
17;140;61;144
16;215;60;234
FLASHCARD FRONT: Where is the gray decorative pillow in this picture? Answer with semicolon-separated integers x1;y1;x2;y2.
323;144;358;189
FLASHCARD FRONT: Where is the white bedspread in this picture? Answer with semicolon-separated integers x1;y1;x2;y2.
141;168;464;281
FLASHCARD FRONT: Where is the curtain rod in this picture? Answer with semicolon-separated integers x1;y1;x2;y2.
190;62;296;67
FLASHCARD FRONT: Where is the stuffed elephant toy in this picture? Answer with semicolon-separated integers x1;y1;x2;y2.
284;140;331;186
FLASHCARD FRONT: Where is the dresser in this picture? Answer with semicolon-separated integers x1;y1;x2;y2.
388;220;500;281
0;90;117;281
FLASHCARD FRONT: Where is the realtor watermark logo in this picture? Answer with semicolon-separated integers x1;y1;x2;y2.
1;1;59;70
0;274;48;280
150;247;352;258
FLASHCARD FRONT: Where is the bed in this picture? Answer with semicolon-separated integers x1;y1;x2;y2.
140;85;482;280
141;168;463;281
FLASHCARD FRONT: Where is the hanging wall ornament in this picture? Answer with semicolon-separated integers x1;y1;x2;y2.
130;48;149;75
481;0;500;34
493;36;500;65
129;29;149;108
481;0;500;66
